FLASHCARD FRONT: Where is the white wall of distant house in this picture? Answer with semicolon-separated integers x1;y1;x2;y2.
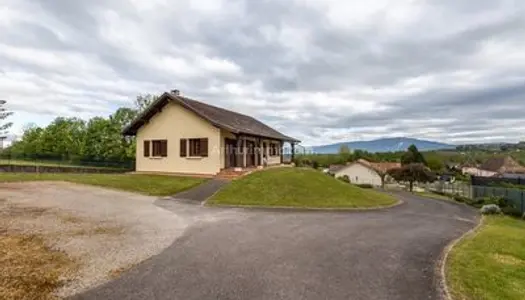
334;163;383;186
461;167;497;177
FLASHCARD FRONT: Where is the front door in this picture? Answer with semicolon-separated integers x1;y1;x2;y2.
246;140;256;167
224;139;237;168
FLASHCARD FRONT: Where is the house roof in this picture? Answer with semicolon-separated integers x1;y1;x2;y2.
479;156;525;173
369;161;402;173
122;92;300;142
331;159;401;175
328;164;346;173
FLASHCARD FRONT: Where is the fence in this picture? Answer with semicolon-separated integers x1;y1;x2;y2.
472;185;525;213
471;175;525;186
425;182;525;214
424;182;473;198
0;157;134;172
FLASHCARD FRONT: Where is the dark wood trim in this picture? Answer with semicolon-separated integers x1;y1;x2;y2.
236;136;243;168
291;142;296;163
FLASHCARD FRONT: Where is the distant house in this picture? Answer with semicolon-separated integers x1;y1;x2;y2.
332;159;401;186
122;90;300;175
461;165;496;177
327;164;346;174
462;156;525;178
479;156;525;175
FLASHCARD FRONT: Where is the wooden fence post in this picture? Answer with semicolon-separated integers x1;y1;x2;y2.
521;190;525;214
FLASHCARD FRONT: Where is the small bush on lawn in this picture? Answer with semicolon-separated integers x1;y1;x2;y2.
338;175;350;183
453;194;471;203
466;197;486;208
356;183;373;189
483;196;507;207
501;206;523;218
480;204;502;215
312;161;319;169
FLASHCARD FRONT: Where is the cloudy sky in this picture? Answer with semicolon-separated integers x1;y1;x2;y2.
1;0;524;146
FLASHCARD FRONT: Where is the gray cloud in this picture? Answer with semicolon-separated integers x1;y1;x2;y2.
1;0;525;145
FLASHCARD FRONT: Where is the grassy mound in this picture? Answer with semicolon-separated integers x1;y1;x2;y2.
209;168;398;208
447;216;525;300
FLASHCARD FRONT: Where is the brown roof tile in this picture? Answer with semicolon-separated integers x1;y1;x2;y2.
123;92;300;142
369;162;402;173
479;156;525;173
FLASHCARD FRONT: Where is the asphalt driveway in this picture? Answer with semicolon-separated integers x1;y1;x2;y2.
71;192;478;300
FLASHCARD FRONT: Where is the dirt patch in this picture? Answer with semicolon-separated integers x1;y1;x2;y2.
70;225;125;237
493;253;525;266
0;181;191;298
0;233;78;300
107;263;138;280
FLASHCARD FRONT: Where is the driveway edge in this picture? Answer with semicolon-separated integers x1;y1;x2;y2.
204;198;404;212
438;215;484;300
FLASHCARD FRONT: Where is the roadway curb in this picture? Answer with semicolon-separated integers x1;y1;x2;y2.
438;215;485;300
204;198;405;212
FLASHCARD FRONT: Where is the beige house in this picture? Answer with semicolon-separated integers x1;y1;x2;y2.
123;90;300;176
333;159;401;186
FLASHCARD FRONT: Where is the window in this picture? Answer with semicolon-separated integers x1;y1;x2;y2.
143;140;150;157
180;138;208;157
270;143;279;156
151;140;168;157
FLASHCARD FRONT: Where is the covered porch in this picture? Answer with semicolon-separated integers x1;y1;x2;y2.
222;134;298;170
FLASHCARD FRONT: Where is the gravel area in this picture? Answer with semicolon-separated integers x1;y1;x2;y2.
0;181;193;298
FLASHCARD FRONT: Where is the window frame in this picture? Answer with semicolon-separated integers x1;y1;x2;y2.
270;142;280;157
151;139;168;157
187;138;209;158
143;140;150;157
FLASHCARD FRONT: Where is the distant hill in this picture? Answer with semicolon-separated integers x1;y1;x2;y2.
311;137;456;154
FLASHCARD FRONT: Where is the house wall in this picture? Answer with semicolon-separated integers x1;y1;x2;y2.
334;163;382;186
136;102;221;175
462;167;497;177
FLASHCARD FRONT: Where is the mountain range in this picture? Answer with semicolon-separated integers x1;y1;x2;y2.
309;137;456;154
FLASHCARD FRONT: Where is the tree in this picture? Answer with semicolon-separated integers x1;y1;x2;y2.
135;94;159;112
376;169;388;189
338;144;350;154
425;156;445;172
401;144;427;166
0;99;13;141
388;163;436;192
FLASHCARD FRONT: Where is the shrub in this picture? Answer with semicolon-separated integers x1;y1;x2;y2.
466;197;486;208
483;196;508;207
501;206;523;217
480;204;502;215
312;161;319;169
338;175;350;183
356;183;373;189
453;194;471;203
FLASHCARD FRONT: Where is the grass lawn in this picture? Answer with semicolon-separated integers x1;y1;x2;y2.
208;167;398;208
0;173;206;196
0;159;126;170
447;216;525;300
